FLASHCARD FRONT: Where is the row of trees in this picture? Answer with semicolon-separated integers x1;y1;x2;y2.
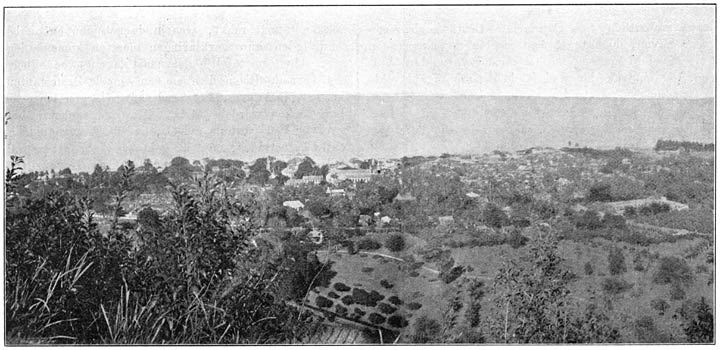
655;140;714;152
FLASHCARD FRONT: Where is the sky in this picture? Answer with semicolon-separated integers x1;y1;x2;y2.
4;5;716;98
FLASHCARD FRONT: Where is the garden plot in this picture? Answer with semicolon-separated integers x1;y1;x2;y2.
308;250;452;337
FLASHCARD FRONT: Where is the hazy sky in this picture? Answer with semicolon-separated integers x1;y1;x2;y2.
4;5;715;98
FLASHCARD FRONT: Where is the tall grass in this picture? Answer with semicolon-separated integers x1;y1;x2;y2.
6;249;92;343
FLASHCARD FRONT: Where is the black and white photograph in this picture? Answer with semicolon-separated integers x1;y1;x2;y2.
3;2;716;345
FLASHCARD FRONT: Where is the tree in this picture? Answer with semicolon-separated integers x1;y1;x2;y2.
294;157;317;179
59;167;72;176
140;158;158;175
249;158;270;185
170;156;190;167
653;256;693;285
607;247;626;275
489;236;618;343
386;234;406;252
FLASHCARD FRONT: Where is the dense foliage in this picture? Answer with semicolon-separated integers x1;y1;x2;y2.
5;157;323;344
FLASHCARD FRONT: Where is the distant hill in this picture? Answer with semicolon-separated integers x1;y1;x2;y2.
5;95;714;172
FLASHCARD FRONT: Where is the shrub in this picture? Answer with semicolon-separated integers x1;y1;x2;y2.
361;267;374;273
341;295;355;306
507;229;528;248
584;262;594;275
588;183;613;202
358;238;382;251
604;214;626;229
406;302;423;311
633;254;645;272
315;295;333;308
386;234;406;252
483;204;509;228
576;210;604;230
608;247;627;275
333;282;351;292
601;277;633;295
388;296;404;306
440;266;466;284
411;316;442;343
335;305;348;316
669;283;686;300
378;302;397;315
368;313;387;325
328;291;340;299
650;298;669;314
387;315;409;328
351;288;385;307
653;256;693;286
380;279;394;289
354;307;366;317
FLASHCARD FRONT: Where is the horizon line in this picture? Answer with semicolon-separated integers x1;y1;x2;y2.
4;93;716;100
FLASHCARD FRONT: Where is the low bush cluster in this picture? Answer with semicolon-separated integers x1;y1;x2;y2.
601;277;633;295
351;288;385;307
357;238;382;251
385;234;406;252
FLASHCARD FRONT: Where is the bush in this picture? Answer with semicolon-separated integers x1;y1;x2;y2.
341;295;355;306
650;298;669;314
575;211;604;230
588;184;613;202
315;295;333;308
602;277;633;295
378;302;397;315
333;282;351;292
411;316;442;343
406;302;423;311
357;238;382;251
385;234;406;252
335;305;348;316
669;283;686;300
328;291;340;299
387;315;409;328
351;288;385;307
380;279;394;289
507;228;528;248
368;313;387;325
440;266;466;284
608;247;627;275
354;308;366;317
388;296;404;306
584;262;594;275
483;203;510;228
653;256;693;286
